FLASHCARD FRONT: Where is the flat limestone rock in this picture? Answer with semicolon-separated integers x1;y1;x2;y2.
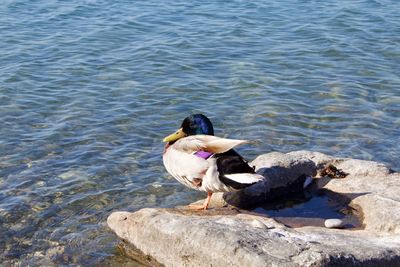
107;151;400;266
108;209;400;267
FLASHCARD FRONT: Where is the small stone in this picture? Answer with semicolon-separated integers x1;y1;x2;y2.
151;182;162;188
58;170;86;180
251;219;268;229
324;219;343;228
36;181;46;187
34;251;45;257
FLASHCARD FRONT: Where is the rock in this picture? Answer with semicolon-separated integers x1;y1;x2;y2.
183;192;227;209
287;151;393;177
324;219;343;228
108;209;400;267
223;152;317;208
251;219;270;229
288;151;334;168
334;158;393;177
108;151;400;266
58;170;87;180
323;173;400;233
251;152;317;187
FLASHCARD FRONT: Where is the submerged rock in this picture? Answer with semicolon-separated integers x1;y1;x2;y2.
108;151;400;266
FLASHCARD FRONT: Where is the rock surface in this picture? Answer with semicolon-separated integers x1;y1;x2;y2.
200;151;317;208
108;151;400;266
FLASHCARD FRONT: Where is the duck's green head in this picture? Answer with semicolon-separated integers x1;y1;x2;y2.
163;114;214;143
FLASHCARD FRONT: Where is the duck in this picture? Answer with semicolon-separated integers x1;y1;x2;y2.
162;114;264;210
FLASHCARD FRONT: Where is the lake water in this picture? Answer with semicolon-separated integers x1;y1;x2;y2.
1;0;399;265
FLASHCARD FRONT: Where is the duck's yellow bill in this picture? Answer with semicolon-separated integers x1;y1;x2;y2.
163;128;186;142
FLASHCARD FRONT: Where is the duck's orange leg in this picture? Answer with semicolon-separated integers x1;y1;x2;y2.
187;192;213;210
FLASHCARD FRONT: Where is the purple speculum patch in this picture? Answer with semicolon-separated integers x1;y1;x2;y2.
194;151;214;159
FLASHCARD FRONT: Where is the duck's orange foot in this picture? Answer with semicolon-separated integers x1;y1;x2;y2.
187;204;208;210
186;192;213;211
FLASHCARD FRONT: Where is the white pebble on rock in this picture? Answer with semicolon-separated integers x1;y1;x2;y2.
251;219;268;229
325;219;343;228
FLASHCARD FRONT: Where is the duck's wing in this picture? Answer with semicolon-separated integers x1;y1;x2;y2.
174;135;250;154
215;149;264;190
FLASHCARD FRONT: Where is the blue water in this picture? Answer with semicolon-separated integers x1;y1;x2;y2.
0;0;399;265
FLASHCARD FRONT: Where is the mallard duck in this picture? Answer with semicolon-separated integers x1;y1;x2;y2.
163;114;264;210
